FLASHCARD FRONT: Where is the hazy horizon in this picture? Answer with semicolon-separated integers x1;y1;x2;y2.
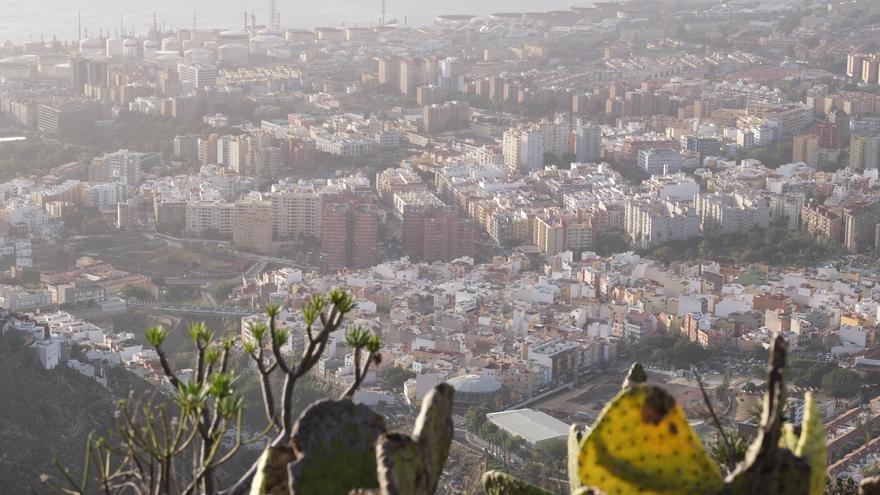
0;0;592;43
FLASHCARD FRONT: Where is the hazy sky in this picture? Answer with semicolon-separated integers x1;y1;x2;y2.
0;0;592;42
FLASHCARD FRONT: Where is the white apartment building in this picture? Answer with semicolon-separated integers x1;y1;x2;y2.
694;192;771;236
625;198;699;249
541;116;571;157
520;129;545;171
0;285;53;311
177;63;218;88
502;127;545;171
502;129;522;169
84;182;125;211
103;149;157;186
645;174;700;201
574;123;602;163
638;147;684;175
312;130;375;156
185;201;236;236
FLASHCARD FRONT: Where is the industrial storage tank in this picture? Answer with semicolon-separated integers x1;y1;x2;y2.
249;34;285;55
143;40;160;59
285;29;314;43
37;54;68;77
123;38;139;58
184;48;215;65
161;37;180;52
182;39;203;52
53;62;70;79
0;55;36;79
153;53;182;69
218;43;248;65
78;38;102;57
189;30;215;43
106;37;124;57
218;30;249;43
315;27;345;42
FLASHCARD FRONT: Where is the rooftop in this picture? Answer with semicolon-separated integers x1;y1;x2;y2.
486;408;571;445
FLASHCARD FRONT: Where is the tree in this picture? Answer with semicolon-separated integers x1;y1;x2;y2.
61;209;86;232
822;368;863;402
465;404;489;434
383;366;416;390
119;285;153;301
594;231;630;256
43;290;381;495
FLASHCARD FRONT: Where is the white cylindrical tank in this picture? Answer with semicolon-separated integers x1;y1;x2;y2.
249;34;285;55
53;62;70;79
0;55;36;79
184;48;215;65
218;30;249;42
143;40;159;59
79;38;102;57
182;39;203;52
37;54;67;77
218;43;248;64
190;30;215;43
285;29;314;43
154;53;182;68
106;37;124;57
123;39;138;58
161;37;180;52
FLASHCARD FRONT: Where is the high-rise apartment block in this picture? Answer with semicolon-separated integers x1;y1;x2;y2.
320;193;380;271
394;192;474;262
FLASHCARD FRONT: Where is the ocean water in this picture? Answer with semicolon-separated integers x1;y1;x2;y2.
0;0;591;43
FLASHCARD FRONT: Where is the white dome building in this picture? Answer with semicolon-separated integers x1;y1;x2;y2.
446;370;503;405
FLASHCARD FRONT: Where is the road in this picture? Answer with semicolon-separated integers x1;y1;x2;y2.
149;232;317;271
127;300;259;318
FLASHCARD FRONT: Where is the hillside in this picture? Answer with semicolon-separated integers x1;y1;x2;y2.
0;333;144;493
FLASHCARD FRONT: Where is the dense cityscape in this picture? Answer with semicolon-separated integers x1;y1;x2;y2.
3;0;880;493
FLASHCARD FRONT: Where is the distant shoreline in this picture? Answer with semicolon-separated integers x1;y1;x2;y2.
0;0;593;46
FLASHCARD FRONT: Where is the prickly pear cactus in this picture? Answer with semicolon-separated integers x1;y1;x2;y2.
375;384;455;495
573;384;724;495
288;399;387;494
794;393;826;495
250;445;296;495
482;471;556;495
482;336;832;495
725;336;811;495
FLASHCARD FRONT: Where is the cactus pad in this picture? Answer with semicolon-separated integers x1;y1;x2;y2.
794;393;825;495
576;385;724;495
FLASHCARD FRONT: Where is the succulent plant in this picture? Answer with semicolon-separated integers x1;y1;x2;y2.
483;335;831;495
